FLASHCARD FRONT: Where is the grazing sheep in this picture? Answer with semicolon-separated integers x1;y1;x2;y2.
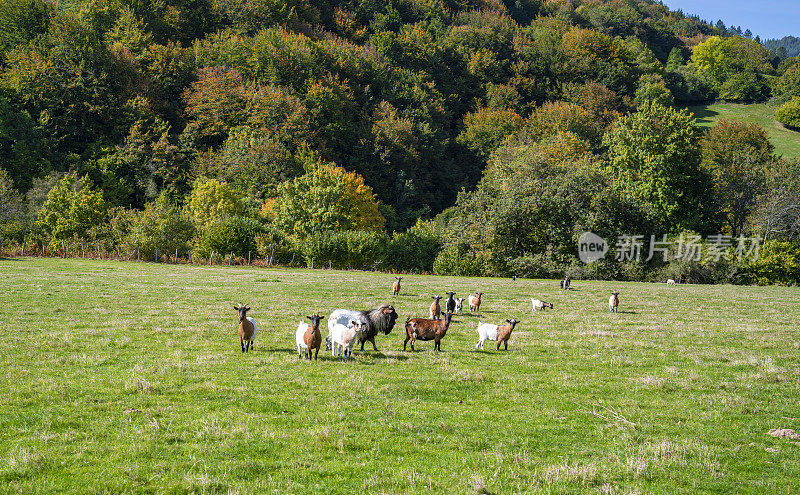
476;319;520;351
429;295;442;319
234;304;257;353
404;311;454;352
469;292;484;313
329;320;365;360
296;313;324;360
531;299;554;311
445;291;456;313
609;291;619;313
392;276;402;295
327;305;399;352
667;279;676;285
454;297;464;314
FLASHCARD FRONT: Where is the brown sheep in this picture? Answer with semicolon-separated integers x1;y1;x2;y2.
392;276;402;295
429;295;442;319
469;292;484;313
404;311;454;352
234;304;257;353
296;313;324;360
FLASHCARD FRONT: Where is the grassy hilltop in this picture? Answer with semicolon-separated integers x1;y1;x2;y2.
688;102;800;160
1;258;799;493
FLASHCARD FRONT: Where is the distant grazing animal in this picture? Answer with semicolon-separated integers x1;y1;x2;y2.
429;295;442;319
476;319;520;351
392;276;402;295
234;304;257;353
445;291;456;313
404;311;454;352
609;291;620;313
667;279;676;285
469;292;484;313
329;320;365;360
327;305;399;352
454;298;464;314
560;275;571;290
531;299;554;311
296;313;324;360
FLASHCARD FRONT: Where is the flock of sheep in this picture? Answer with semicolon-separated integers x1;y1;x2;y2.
233;274;630;360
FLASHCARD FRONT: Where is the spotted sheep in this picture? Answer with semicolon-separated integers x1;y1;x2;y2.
328;320;365;360
296;313;324;360
326;305;399;352
234;304;257;353
469;292;484;313
454;297;464;314
609;291;620;313
429;295;442;320
531;299;554;311
404;311;454;352
476;319;520;351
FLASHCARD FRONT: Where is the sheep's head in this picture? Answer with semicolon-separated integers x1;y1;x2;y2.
351;320;365;335
432;295;442;302
396;276;402;281
446;291;455;298
307;313;325;330
379;305;398;334
234;304;251;322
506;319;519;328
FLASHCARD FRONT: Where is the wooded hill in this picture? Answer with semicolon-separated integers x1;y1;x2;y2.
1;0;799;283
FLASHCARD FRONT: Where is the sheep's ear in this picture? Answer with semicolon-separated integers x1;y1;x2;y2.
234;305;238;310
307;315;313;320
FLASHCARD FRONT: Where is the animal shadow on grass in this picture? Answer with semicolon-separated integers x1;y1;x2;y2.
0;257;22;261
616;310;637;314
256;347;295;353
357;351;409;362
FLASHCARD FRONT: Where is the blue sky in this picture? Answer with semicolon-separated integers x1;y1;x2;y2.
663;0;799;40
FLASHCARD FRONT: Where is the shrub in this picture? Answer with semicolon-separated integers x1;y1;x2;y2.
746;240;800;285
383;219;442;273
128;194;195;260
432;244;483;277
195;216;263;258
776;97;800;129
302;230;387;269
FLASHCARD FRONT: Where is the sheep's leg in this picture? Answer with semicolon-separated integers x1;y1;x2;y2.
314;348;319;360
370;338;378;352
403;335;410;351
241;339;245;353
504;341;508;351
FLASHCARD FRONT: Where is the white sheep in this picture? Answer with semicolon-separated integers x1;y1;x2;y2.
475;319;519;351
531;299;554;311
609;291;619;313
454;297;464;314
667;279;676;285
329;320;365;360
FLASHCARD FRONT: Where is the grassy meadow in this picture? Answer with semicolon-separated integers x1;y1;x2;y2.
1;257;799;494
687;102;800;160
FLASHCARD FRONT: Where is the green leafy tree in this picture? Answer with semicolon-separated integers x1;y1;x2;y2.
701;119;773;236
186;177;244;230
634;74;674;107
776;97;800;128
456;107;524;159
604;102;714;232
36;172;107;245
195;216;263;258
272;154;384;240
129;193;195;259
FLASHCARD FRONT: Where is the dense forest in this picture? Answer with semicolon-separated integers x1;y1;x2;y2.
1;0;799;284
764;36;800;58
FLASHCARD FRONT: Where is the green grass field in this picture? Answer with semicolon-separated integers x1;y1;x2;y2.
2;258;799;494
687;102;800;160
